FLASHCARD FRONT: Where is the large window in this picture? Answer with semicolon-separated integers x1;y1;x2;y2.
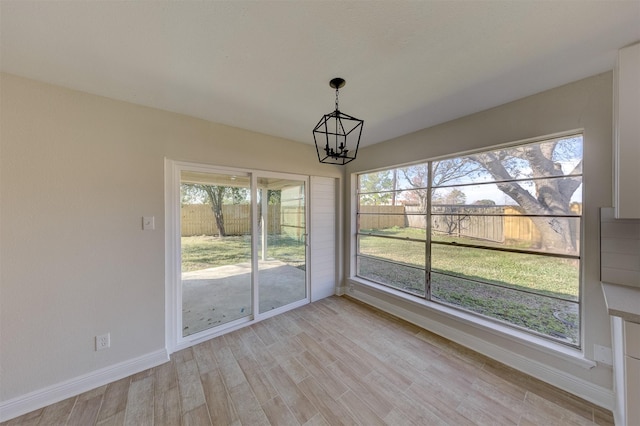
356;134;583;347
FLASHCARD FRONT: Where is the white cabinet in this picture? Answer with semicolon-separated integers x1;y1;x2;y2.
628;355;640;425
628;321;640;356
613;318;640;426
626;321;640;426
614;42;640;219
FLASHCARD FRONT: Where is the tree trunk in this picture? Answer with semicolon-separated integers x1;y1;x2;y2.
473;146;581;254
495;178;578;254
203;186;226;237
212;206;226;237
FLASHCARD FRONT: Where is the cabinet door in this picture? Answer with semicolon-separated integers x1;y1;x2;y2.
614;42;640;219
627;321;640;358
627;355;640;426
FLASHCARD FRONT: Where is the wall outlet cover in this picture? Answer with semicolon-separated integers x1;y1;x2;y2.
96;333;110;351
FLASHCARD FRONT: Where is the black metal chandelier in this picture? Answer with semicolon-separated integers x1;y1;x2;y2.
313;78;363;165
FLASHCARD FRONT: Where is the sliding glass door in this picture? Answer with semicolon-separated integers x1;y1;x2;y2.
180;170;252;336
174;163;309;341
257;177;307;314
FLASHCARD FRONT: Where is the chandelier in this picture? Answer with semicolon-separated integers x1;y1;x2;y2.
313;78;364;165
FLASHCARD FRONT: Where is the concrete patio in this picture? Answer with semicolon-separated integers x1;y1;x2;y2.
181;260;306;336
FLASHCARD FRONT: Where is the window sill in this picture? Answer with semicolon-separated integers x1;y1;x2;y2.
347;277;596;370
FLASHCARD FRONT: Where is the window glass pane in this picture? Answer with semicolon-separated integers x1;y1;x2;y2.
359;189;431;209
432;177;582;216
358;214;426;238
431;244;579;301
432;157;489;186
357;257;425;296
396;188;429;208
433;135;583;186
359;170;394;193
180;172;252;336
358;235;425;266
257;179;307;315
430;213;581;255
358;193;402;208
395;164;429;190
403;207;428;235
431;272;579;345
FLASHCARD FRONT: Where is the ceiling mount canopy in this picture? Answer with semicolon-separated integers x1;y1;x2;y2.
313;78;364;165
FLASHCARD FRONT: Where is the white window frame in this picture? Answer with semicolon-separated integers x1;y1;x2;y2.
349;132;587;354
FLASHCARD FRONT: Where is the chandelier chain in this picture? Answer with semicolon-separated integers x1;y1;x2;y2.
335;87;339;112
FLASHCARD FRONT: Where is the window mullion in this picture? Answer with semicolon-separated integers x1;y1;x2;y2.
426;160;432;301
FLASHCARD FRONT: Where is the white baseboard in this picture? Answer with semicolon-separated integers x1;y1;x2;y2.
0;349;169;422
349;287;614;411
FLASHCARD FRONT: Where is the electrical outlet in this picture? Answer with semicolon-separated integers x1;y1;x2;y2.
96;333;110;351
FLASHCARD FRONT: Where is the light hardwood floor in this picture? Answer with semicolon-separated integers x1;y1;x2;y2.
3;296;614;425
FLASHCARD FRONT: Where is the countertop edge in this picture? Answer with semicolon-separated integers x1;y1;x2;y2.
601;282;640;323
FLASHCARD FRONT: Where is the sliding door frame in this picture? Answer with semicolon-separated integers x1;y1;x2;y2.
165;159;310;353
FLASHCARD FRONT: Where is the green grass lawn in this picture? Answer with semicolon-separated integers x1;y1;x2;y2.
182;235;252;272
183;228;580;345
358;226;580;345
181;234;305;272
359;226;578;300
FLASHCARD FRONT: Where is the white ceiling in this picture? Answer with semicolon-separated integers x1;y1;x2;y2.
1;1;639;147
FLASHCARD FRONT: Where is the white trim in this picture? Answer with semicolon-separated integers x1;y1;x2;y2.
174;315;254;352
0;349;168;423
336;176;344;296
347;283;614;410
251;173;260;326
164;158;179;355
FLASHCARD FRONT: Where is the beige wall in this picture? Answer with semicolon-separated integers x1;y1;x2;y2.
345;73;615;395
0;73;342;402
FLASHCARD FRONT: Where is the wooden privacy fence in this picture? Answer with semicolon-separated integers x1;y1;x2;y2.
358;206;406;229
360;204;581;246
502;205;581;246
181;204;281;236
281;206;305;240
430;206;505;242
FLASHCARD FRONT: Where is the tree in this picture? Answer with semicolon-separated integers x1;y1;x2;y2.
359;170;393;205
181;184;207;206
400;164;429;210
267;189;281;205
443;189;466;205
468;137;582;253
432;189;469;236
202;185;228;237
230;187;248;205
395;136;582;253
181;184;249;237
401;161;480;211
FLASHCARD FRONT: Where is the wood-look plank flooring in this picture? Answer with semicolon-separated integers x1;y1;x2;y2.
3;296;614;425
